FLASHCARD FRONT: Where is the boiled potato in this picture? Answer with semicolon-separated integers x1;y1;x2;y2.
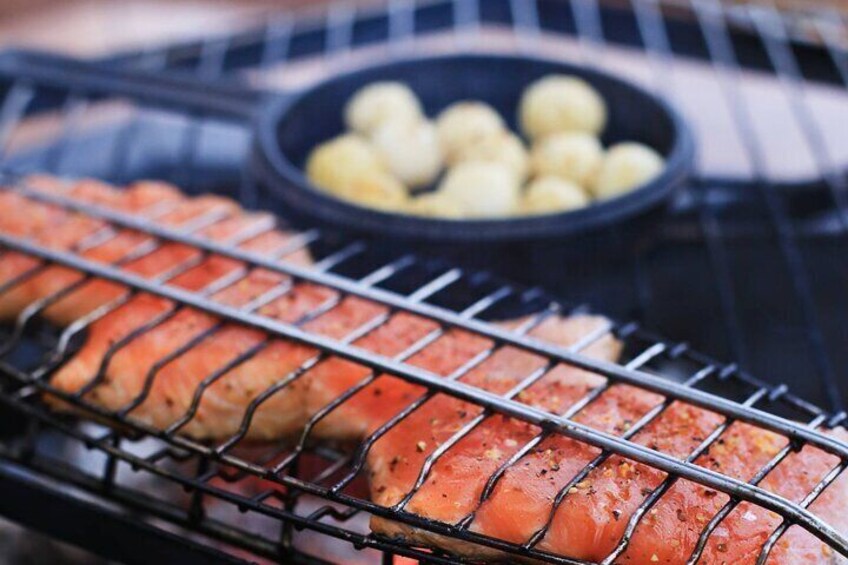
406;192;464;219
344;82;423;136
305;134;387;194
438;161;520;218
436;102;505;161
519;75;607;140
453;131;529;182
593;142;664;199
372;120;443;188
530;132;604;188
314;76;662;220
334;171;409;212
522;176;589;214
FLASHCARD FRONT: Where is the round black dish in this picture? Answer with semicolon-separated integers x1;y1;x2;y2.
251;53;694;285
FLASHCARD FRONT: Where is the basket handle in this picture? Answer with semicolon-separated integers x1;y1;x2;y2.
0;49;265;120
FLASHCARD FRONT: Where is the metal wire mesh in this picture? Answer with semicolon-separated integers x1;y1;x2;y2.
0;170;846;563
0;0;847;563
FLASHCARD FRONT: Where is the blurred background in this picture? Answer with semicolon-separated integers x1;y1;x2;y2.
0;0;282;56
0;0;844;56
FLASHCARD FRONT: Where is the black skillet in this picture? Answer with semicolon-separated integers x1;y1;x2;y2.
0;50;695;286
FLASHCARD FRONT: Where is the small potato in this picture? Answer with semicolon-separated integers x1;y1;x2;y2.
406;192;464;219
593;142;664;199
305;134;387;193
438;161;520;218
372;120;443;188
435;102;506;161
335;171;409;212
522;176;589;215
530;132;604;188
519;75;607;140
453;131;529;182
344;82;423;135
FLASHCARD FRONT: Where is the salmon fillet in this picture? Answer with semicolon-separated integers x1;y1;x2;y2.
1;177;846;564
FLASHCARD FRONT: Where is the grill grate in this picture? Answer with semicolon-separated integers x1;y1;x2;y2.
0;0;847;563
105;0;848;411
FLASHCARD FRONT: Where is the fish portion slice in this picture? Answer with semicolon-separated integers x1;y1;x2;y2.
1;177;846;564
7;180;316;441
0;177;217;323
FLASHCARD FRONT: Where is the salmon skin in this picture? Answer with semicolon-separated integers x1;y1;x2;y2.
0;177;846;564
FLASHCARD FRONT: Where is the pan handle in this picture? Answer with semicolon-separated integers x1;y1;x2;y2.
0;49;265;120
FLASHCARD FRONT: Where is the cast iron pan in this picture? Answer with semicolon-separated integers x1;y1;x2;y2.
0;50;695;286
252;54;693;238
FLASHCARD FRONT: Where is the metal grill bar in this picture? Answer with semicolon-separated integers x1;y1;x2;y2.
121;239;343;390
0;204;236;362
0;180;181;317
453;0;480;38
0;83;34;157
210;267;467;456
750;3;848;233
270;282;520;477
3;172;844;556
0;397;469;565
692;0;843;413
326;2;356;56
570;0;657;326
604;386;775;563
165;257;415;438
571;0;604;64
260;15;294;69
629;0;751;366
40;94;88;174
686;414;826;562
523;347;694;551
3;180;846;464
510;0;541;51
64;232;315;401
388;0;416;52
756;461;848;564
225;283;513;471
455;329;653;529
331;296;557;495
107;51;172;183
394;337;657;514
813;9;848;86
0;231;845;557
0;332;836;563
16;220;307;398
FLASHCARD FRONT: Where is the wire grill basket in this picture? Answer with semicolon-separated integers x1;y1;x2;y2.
0;171;847;563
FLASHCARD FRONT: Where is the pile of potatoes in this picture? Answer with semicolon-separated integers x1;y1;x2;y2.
305;75;665;219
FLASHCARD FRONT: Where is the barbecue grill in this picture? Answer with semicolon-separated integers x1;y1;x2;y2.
0;0;847;563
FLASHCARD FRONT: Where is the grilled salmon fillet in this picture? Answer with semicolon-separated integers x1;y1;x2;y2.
1;177;846;564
